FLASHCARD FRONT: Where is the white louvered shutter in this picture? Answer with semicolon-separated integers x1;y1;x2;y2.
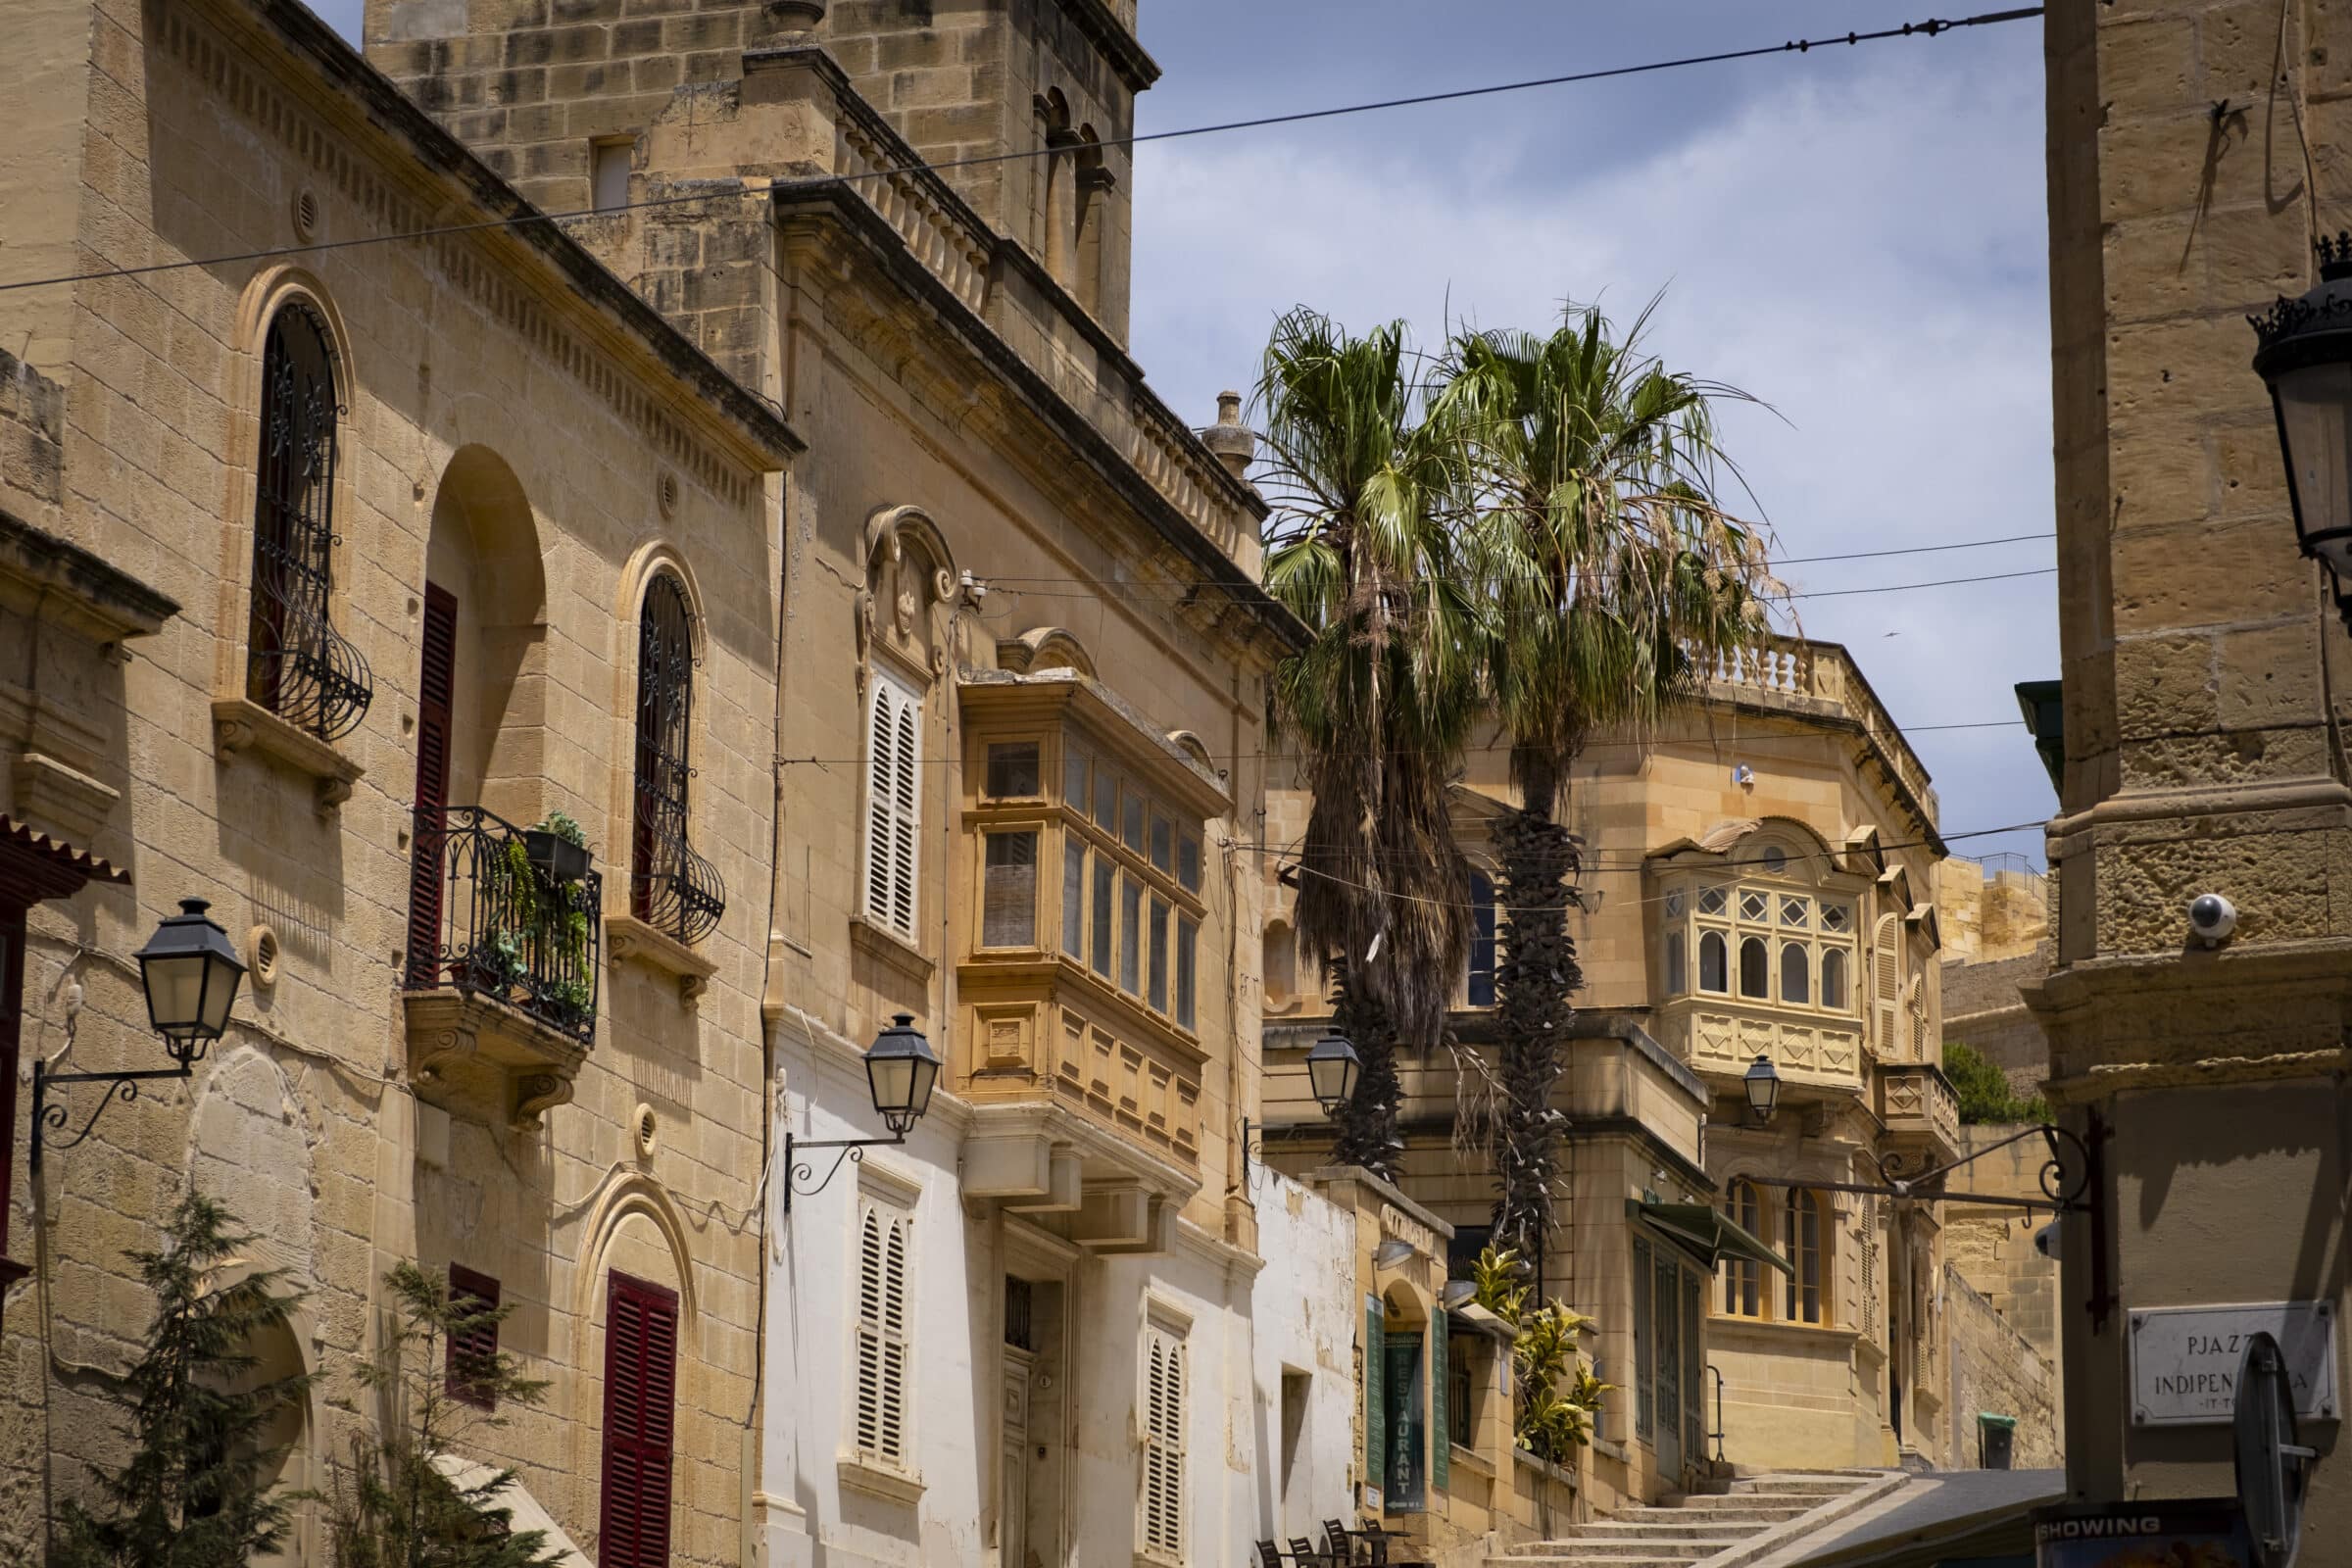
864;673;922;941
1140;1331;1185;1559
1872;914;1901;1056
853;1202;913;1467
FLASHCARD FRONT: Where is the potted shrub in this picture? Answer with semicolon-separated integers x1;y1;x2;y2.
523;810;592;884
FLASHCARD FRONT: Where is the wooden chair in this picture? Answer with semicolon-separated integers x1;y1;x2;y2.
1322;1520;1359;1566
1257;1542;1291;1568
1288;1536;1326;1567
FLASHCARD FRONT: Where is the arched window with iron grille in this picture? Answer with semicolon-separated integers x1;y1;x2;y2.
246;302;370;739
631;571;725;944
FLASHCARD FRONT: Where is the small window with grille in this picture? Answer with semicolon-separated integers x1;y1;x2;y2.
246;300;371;741
633;571;726;945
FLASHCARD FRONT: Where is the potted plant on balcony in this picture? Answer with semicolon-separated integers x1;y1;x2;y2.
523;810;592;884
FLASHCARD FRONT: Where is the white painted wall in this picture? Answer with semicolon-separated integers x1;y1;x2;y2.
760;1009;1364;1568
1248;1170;1360;1544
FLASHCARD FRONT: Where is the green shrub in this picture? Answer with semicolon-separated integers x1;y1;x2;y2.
1944;1040;2050;1124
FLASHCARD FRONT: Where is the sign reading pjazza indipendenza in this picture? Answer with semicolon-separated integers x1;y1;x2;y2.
2129;1300;2337;1427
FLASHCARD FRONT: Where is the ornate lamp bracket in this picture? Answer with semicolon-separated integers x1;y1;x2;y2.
31;1055;195;1171
781;1129;908;1217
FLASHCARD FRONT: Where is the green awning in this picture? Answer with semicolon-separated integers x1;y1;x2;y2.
1631;1200;1796;1279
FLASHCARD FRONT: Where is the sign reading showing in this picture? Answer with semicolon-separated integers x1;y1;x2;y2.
2130;1301;2337;1427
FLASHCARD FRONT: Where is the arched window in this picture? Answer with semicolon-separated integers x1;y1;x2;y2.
246;301;370;740
1821;949;1848;1011
1721;1179;1764;1318
1784;1189;1825;1324
632;571;726;944
1780;942;1810;1004
1665;930;1686;996
1698;931;1728;994
1739;937;1769;999
1467;870;1498;1006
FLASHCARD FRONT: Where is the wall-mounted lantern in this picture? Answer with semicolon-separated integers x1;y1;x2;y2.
1240;1030;1362;1187
2252;234;2352;630
782;1014;942;1216
34;899;247;1169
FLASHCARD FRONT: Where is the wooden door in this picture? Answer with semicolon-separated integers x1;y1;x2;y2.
405;583;456;986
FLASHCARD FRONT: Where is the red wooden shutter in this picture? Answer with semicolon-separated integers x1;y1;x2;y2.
445;1263;501;1411
601;1271;678;1568
406;584;457;987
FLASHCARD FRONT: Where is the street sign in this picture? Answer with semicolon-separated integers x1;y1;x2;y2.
2235;1332;2315;1568
2129;1301;2337;1427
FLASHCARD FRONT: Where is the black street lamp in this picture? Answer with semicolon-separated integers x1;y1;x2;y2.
34;898;247;1169
782;1014;943;1216
1240;1030;1362;1186
2252;233;2352;629
1743;1053;1782;1126
1304;1030;1363;1118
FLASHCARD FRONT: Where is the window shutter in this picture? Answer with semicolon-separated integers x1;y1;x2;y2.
853;1201;913;1468
600;1272;678;1568
1429;1315;1448;1494
1140;1330;1185;1558
406;584;458;988
1873;915;1901;1054
863;674;922;942
445;1263;501;1411
1632;1240;1654;1441
1363;1297;1385;1496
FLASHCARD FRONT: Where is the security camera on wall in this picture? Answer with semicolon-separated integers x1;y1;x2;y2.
2188;893;2238;948
2034;1220;2059;1260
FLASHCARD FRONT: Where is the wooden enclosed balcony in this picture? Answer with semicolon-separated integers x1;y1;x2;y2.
402;805;602;1130
1876;1060;1963;1171
1654;995;1867;1098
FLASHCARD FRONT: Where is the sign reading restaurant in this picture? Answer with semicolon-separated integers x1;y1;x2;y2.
2128;1300;2337;1427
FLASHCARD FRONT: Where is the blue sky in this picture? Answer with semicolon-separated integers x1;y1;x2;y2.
316;2;2058;867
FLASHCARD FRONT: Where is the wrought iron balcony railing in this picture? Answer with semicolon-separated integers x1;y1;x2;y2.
247;566;373;742
406;805;601;1045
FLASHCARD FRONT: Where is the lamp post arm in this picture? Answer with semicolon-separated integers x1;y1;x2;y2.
31;1059;195;1171
1874;1121;2094;1208
781;1128;909;1217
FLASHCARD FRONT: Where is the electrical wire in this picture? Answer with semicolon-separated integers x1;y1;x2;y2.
769;718;2025;771
985;566;2056;608
0;8;2043;298
978;528;2057;587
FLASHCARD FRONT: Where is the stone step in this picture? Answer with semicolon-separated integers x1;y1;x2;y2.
1506;1558;1737;1568
1727;1477;1873;1496
1517;1539;1749;1562
1560;1520;1781;1543
1612;1503;1812;1524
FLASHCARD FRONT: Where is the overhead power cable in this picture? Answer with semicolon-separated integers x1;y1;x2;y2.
0;9;2043;297
985;564;2056;609
978;528;2057;589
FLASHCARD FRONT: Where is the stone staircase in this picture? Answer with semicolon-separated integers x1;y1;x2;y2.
1495;1472;1891;1567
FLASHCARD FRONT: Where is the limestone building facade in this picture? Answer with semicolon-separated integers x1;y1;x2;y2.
2033;0;2352;1534
0;0;800;1559
0;2;1392;1567
1262;636;1968;1537
360;3;1384;1568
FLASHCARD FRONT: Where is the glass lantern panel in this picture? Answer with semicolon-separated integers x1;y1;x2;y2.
2278;362;2352;575
145;953;210;1035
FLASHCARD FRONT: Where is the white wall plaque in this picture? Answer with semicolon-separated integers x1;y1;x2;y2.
2129;1300;2337;1427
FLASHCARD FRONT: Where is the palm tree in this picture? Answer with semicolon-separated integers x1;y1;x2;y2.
1258;309;1487;1180
1445;298;1780;1263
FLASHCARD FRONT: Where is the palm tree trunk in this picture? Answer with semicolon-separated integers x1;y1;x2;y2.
1490;757;1582;1268
1326;958;1403;1182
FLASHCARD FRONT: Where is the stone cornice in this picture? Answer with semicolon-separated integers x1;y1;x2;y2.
1050;0;1161;93
772;178;1305;659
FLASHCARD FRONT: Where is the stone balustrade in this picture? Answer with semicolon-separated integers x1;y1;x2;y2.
1694;635;1940;828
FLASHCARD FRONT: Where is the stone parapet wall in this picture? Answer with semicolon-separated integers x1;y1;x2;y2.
1945;1264;2061;1471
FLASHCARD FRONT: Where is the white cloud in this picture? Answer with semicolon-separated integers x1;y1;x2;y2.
1130;51;2059;864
